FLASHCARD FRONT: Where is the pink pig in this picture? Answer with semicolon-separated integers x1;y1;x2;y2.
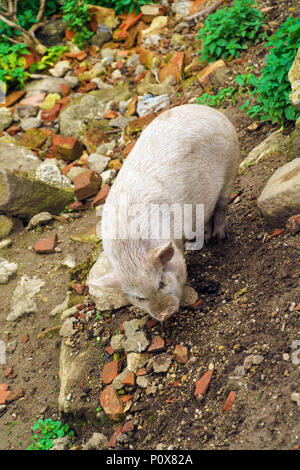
89;104;239;322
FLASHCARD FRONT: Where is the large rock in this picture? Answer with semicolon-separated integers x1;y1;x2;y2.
240;130;289;171
0;107;13;131
58;341;99;417
171;0;191;16
59;85;132;138
24;77;78;95
0;168;74;219
257;158;300;226
288;47;300;110
87;251;129;311
36;18;66;47
0;215;13;239
0;139;40;173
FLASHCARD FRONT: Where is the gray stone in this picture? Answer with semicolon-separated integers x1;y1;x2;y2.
97;141;116;155
49;60;72;78
100;169;116;185
239;130;289;171
0;168;74;219
14;104;38;121
126;353;149;373
58;341;99;417
137;94;170;117
77;62;105;81
60;255;76;269
66;166;87;182
137;72;176;96
0;215;14;239
0;239;12;249
0;107;13;131
87;251;129;311
20;117;42;131
110;334;125;352
0;139;40;173
26;212;53;230
64;75;79;89
112;367;130;390
109;116;130;129
0;257;18;284
60;317;77;337
61;306;78;322
291;392;300;406
181;285;198;307
126;53;141;68
59;85;132;138
171;0;191;16
101;48;116;62
50;293;70;317
82;432;108;450
288;47;300;110
142;34;162;47
35;160;73;188
257;158;300;226
136;375;149;388
91;25;112;48
36;18;66;47
91;77;114;90
122;318;148;338
243;354;264;370
87;153;110;174
153;353;172;373
6;275;45;321
25;77;77;95
50;436;72;451
124;331;150;353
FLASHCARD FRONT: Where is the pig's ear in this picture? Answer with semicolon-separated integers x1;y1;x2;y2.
149;241;174;266
88;272;121;289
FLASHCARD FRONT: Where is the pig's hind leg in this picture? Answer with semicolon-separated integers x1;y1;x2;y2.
211;194;230;240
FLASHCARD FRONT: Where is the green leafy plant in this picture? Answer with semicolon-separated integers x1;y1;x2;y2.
30;45;68;72
96;0;156;14
197;73;255;108
240;17;300;124
197;87;237;107
197;0;266;62
62;0;93;48
0;43;30;87
27;418;74;450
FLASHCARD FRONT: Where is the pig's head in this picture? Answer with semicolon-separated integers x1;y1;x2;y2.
89;240;187;322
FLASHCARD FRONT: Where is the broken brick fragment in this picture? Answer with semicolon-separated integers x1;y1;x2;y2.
223;391;236;412
99;384;124;421
173;344;188;363
73;170;102;201
91;184;110;207
53;134;83;161
101;361;122;385
195;368;214;398
34;233;57;254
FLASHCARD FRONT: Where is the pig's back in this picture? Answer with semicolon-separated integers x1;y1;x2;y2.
104;104;238;220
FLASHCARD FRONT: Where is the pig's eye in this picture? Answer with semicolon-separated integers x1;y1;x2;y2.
135;295;146;302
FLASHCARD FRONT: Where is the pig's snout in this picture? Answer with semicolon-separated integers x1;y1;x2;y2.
152;297;180;323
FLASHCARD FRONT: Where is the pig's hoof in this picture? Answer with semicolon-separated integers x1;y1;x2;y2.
204;220;213;242
213;223;227;240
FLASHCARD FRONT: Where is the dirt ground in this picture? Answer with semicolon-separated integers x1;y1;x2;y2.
0;0;300;452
